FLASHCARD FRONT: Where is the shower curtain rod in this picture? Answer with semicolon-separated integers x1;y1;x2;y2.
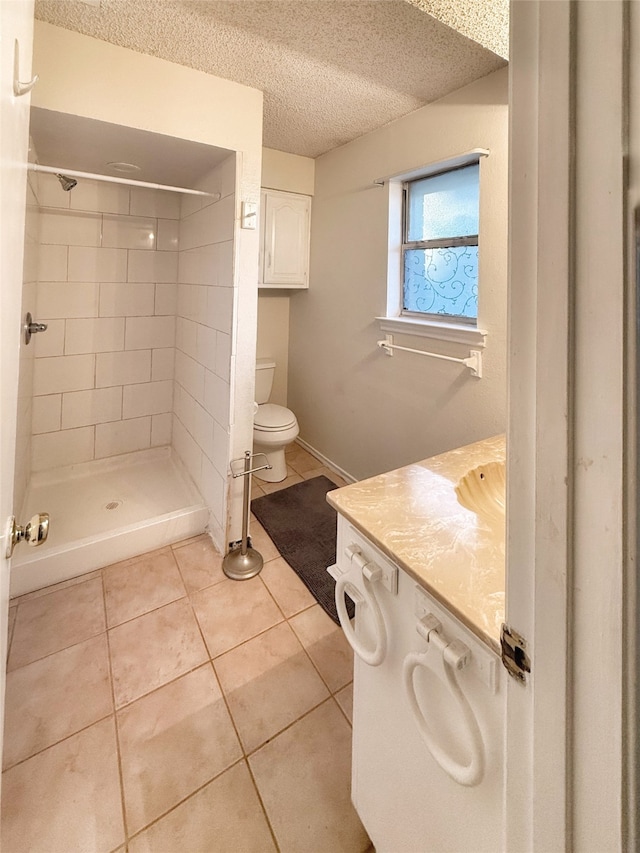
28;163;220;198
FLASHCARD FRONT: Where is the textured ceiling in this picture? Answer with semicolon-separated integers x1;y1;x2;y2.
34;0;508;159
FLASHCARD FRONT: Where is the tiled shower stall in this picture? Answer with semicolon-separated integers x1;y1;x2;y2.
13;148;237;595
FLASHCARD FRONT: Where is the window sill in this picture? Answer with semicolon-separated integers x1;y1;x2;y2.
376;316;487;347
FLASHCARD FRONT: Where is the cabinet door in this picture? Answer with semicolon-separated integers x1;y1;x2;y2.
262;190;310;288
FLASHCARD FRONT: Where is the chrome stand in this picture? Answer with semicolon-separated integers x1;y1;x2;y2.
222;451;272;580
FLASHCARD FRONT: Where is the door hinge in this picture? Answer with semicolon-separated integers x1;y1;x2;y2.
500;623;531;683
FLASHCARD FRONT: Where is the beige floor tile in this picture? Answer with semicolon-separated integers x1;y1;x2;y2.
214;622;329;753
259;472;304;495
109;598;208;708
1;717;124;853
191;577;283;658
289;604;354;693
128;761;276;853
260;556;315;618
248;518;279;562
10;569;103;605
302;465;348;487
285;446;322;475
335;682;354;724
104;548;186;627
173;535;225;593
249;699;369;853
251;479;265;499
3;634;112;770
8;577;105;671
118;664;242;835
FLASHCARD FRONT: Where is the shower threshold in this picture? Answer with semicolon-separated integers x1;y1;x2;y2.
11;446;209;597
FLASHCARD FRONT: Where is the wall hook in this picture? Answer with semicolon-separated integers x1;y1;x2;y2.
13;40;38;97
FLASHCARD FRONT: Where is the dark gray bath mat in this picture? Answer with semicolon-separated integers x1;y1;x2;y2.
251;475;354;625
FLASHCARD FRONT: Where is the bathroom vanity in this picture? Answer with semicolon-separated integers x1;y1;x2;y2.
328;435;506;852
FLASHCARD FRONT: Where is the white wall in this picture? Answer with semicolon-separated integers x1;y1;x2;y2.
288;68;508;480
31;22;263;548
29;174;177;471
257;148;314;406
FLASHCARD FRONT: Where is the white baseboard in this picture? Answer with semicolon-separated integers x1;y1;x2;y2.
294;437;357;484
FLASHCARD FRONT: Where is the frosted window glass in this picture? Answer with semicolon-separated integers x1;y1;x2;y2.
407;164;479;242
403;246;478;319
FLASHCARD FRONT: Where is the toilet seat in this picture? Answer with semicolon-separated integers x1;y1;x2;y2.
254;403;297;431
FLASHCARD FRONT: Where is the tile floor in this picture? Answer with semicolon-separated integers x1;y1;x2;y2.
1;446;371;852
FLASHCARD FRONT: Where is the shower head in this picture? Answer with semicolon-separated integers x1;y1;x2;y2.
56;173;77;192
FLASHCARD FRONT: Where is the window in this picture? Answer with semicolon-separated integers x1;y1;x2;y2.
402;162;479;323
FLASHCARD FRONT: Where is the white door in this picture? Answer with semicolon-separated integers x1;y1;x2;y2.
0;0;35;778
507;1;630;849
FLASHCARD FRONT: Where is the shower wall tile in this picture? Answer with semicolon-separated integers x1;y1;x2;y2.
175;351;205;404
33;354;95;396
151;348;175;382
196;325;217;373
96;350;152;388
65;318;125;355
124;316;175;351
38;244;68;282
99;283;155;318
37;282;99;319
36;172;71;210
31;182;179;468
70;182;130;216
33;319;65;358
40;210;102;247
174;384;197;439
206;286;234;333
174;160;235;539
155;283;177;316
128;250;178;283
158;219;179;251
178;245;217;287
151;413;172;446
217;241;234;287
32;426;95;471
215;333;232;383
123;380;173;420
192;403;214;461
68;247;128;283
95;417;151;459
172;416;203;487
180;192;205;220
204;370;229;428
130;188;180;220
61;387;123;430
103;215;156;251
32;395;62;435
177;284;208;323
212;422;229;477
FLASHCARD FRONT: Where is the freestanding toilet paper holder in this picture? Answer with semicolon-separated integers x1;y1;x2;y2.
222;450;272;580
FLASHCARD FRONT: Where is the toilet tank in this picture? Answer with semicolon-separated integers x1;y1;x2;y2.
255;359;276;404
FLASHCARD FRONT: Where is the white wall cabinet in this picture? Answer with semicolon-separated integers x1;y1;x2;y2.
259;189;311;289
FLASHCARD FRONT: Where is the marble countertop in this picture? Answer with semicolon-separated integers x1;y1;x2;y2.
327;435;506;652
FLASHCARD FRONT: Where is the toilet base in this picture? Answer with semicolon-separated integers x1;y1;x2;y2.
253;446;288;482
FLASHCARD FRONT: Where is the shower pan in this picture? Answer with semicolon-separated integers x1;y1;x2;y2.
12;109;237;597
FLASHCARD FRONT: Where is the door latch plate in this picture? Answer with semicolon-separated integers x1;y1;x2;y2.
500;623;531;683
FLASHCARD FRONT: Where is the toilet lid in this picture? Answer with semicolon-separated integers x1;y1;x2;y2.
254;403;297;431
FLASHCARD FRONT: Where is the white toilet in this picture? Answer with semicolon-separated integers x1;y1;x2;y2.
253;359;299;482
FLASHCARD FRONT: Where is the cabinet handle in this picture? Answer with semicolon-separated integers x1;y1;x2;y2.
335;555;387;666
403;615;485;786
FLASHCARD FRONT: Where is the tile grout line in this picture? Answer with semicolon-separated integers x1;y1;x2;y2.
101;568;131;849
174;553;282;852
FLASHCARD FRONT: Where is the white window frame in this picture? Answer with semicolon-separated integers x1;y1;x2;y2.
377;149;489;348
